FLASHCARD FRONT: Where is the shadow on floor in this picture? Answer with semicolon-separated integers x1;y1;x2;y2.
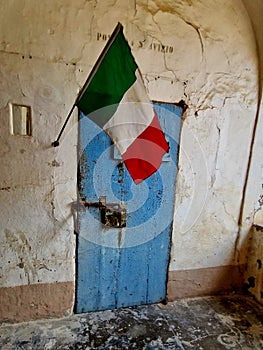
0;293;262;349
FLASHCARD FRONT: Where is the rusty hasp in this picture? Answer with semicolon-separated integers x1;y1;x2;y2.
71;196;126;230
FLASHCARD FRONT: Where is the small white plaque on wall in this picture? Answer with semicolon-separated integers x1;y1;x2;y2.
9;103;32;136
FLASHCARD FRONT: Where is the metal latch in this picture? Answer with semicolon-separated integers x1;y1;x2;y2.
72;196;126;230
99;196;126;228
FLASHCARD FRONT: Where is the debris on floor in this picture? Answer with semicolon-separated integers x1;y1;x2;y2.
0;294;262;349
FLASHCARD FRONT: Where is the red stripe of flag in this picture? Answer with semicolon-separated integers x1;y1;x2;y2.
122;113;169;184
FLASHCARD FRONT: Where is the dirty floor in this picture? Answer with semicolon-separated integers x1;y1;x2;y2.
0;293;263;349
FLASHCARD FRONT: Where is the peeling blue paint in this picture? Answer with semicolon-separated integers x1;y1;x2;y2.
76;103;182;313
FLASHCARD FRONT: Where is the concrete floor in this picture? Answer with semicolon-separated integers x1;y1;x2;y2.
0;293;262;349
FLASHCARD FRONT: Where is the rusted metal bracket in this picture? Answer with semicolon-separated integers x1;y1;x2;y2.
71;196;126;232
71;201;82;234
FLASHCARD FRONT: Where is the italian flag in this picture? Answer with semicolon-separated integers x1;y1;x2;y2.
76;23;169;184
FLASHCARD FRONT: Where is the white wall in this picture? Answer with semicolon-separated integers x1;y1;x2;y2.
241;0;263;228
0;0;261;291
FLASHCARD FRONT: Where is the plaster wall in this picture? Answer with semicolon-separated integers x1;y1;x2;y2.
241;0;263;227
0;0;261;320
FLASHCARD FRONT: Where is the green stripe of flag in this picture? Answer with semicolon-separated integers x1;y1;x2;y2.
76;27;137;128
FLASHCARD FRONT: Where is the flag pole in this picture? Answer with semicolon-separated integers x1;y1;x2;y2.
52;22;123;147
52;104;76;147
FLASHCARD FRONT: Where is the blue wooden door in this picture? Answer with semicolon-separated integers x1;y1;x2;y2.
76;102;182;313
